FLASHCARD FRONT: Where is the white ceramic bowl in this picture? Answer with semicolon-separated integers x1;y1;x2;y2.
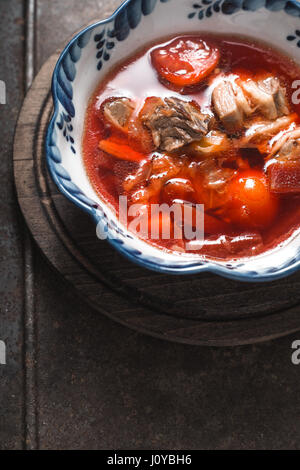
46;0;300;281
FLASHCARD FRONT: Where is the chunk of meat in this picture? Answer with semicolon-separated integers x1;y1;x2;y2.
129;154;185;204
269;127;300;160
140;96;213;152
191;158;236;211
260;77;289;116
202;161;235;191
241;77;289;120
267;127;300;193
212;80;252;132
234;82;253;116
240;114;296;148
102;97;134;132
188;131;230;157
123;159;153;192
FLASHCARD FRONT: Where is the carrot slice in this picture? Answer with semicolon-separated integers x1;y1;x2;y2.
99;138;146;163
151;37;220;87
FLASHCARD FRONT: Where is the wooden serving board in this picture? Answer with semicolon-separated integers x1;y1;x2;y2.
13;48;300;346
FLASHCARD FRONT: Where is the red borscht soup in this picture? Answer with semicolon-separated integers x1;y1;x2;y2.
82;34;300;260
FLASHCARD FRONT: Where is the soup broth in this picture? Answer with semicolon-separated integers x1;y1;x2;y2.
83;34;300;260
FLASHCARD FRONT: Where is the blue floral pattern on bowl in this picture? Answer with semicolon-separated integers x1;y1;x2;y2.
188;0;300;20
46;0;300;281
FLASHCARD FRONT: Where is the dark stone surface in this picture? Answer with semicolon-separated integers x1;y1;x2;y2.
3;0;300;450
35;253;300;450
0;0;25;451
36;0;122;67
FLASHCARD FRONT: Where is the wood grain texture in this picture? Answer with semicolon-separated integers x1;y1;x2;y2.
13;42;300;346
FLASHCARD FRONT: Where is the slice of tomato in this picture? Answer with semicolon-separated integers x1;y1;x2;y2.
151;36;220;87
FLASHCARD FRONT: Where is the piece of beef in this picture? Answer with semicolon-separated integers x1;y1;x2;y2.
240;115;295;147
198;158;235;191
103;97;134;131
272;127;300;160
188;130;230;157
130;153;184;204
241;77;289;120
267;127;300;193
260;77;289;116
212;80;252;132
141;96;213;152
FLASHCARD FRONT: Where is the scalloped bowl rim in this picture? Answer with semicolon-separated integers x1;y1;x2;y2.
45;0;300;282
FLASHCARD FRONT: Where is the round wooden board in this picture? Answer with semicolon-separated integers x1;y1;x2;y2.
13;49;300;346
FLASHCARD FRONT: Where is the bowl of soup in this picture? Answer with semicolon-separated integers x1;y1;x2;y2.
46;0;300;281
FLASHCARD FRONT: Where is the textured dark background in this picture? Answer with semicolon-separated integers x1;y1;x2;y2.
1;0;300;450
